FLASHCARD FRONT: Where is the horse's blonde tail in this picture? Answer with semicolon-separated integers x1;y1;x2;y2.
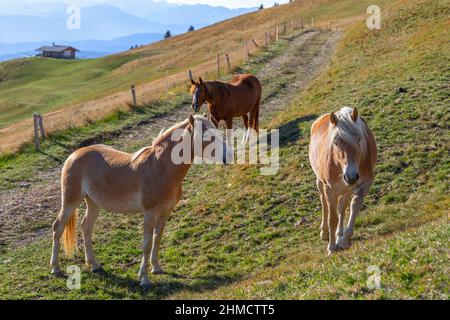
62;209;78;257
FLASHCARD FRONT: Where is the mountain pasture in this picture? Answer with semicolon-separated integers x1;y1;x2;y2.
0;0;448;300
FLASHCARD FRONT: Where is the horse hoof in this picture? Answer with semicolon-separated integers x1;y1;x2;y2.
337;237;351;250
140;281;152;290
51;269;64;278
151;267;164;275
92;266;106;274
327;245;339;256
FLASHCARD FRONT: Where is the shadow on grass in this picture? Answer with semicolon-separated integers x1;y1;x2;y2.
278;114;317;147
39;149;64;164
91;269;240;299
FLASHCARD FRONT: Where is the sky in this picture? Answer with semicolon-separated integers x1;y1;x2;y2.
0;0;290;9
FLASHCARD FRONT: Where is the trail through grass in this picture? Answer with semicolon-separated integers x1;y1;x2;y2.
0;0;448;300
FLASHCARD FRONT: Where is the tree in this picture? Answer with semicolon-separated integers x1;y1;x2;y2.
164;30;172;39
259;4;264;10
188;25;195;32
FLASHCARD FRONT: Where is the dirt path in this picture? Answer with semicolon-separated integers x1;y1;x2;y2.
0;30;341;249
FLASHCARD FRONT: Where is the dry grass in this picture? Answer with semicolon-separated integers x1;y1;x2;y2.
0;0;390;155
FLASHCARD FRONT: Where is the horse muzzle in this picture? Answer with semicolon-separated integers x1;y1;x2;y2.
344;173;359;185
192;104;200;113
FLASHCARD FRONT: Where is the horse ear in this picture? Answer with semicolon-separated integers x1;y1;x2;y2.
330;112;339;126
351;107;359;122
190;78;196;85
199;77;204;85
189;114;195;128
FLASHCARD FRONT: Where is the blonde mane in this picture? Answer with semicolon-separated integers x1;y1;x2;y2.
131;115;212;162
331;107;369;156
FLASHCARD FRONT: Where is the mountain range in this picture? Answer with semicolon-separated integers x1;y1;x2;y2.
0;0;255;60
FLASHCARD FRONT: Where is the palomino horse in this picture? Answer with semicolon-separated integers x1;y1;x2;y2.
309;107;377;255
50;115;233;288
190;74;262;143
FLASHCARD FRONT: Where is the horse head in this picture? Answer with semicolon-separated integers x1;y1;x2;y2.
190;77;207;112
187;114;233;164
329;107;368;186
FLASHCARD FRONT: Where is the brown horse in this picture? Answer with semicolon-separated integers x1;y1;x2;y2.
309;107;377;255
190;74;262;143
50;115;233;289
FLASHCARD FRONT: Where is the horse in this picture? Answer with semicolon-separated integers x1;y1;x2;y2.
309;107;377;255
190;74;262;143
50;114;233;289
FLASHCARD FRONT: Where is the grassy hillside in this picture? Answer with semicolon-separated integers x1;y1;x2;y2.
0;0;395;154
0;0;448;299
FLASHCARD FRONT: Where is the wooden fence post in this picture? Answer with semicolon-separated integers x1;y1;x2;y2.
301;19;304;29
265;32;268;47
33;113;40;151
283;23;287;35
131;85;137;107
328;21;332;30
251;39;260;49
311;17;314;29
276;26;279;43
38;115;46;140
226;53;231;73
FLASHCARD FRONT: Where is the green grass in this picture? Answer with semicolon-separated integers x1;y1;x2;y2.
0;94;188;190
0;0;397;129
0;31;296;191
0;0;448;299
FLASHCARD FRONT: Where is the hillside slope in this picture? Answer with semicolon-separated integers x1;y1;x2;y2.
0;0;394;154
0;0;448;300
171;0;450;299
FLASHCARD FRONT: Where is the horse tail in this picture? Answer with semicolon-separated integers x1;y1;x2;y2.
253;103;260;133
62;208;78;257
252;79;262;133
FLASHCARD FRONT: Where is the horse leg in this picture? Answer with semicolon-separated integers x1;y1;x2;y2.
211;113;220;129
242;114;249;144
80;197;102;272
50;201;81;275
151;215;168;274
324;186;339;255
225;117;233;145
336;193;351;240
138;210;158;288
248;107;259;142
338;180;373;249
317;179;329;241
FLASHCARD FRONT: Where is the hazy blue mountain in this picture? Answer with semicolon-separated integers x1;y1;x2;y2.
0;0;176;18
0;5;168;43
0;1;256;60
146;4;254;25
